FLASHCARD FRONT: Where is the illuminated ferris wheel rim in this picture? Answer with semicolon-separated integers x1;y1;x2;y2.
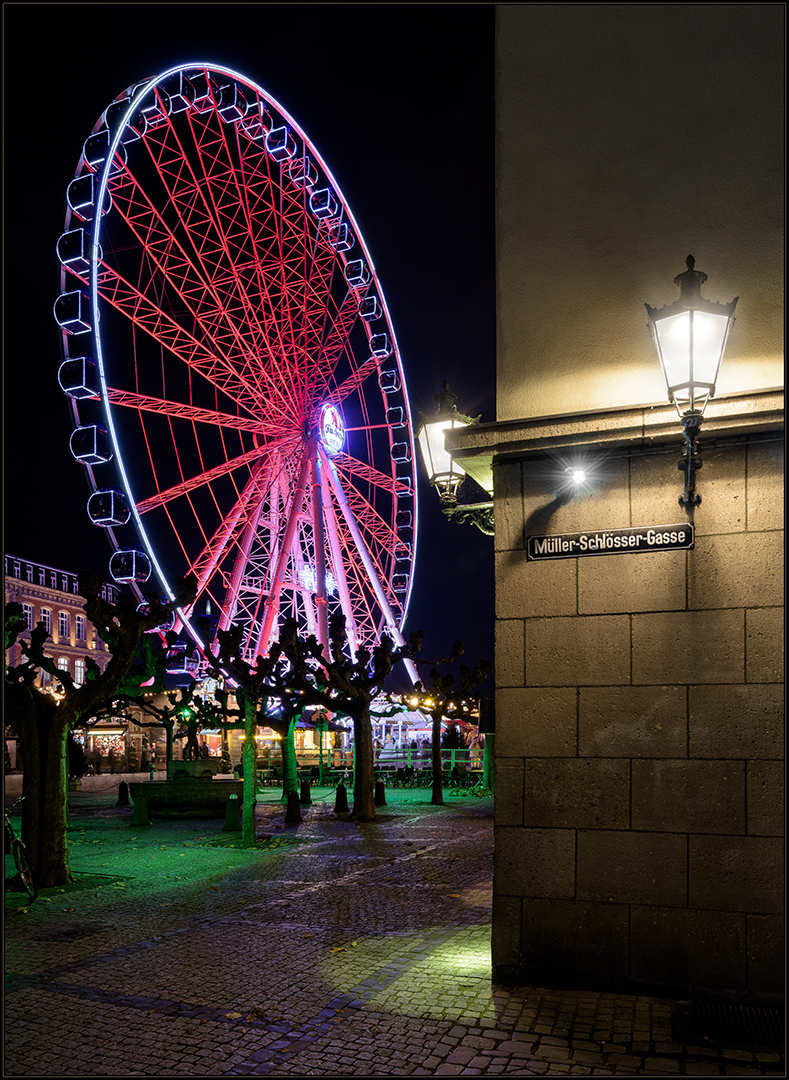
59;61;419;661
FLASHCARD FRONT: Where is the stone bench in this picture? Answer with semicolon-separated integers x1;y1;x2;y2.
129;778;244;818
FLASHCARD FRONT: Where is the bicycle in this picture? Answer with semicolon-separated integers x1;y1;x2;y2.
4;796;37;901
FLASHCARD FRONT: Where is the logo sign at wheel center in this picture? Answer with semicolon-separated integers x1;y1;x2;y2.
319;403;345;457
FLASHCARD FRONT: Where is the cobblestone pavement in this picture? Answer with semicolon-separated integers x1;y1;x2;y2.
4;787;785;1076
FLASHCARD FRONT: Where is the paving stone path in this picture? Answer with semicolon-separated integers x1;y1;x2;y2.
4;787;784;1076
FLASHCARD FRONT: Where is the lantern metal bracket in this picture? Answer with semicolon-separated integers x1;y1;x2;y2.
443;499;495;536
678;411;703;509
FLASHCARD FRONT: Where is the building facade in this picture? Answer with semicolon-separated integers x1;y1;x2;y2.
4;554;120;688
4;554;141;768
451;6;783;1003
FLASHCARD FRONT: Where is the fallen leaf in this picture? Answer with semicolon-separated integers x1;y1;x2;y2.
225;1012;243;1019
449;894;461;898
64;908;76;912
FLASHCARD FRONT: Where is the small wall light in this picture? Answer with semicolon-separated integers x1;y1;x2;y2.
645;256;738;508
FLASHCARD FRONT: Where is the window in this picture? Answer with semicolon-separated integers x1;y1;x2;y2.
75;614;86;641
39;567;46;586
22;603;34;630
57;657;69;673
13;560;21;578
74;659;86;686
62;576;69;593
40;608;52;635
41;669;52;688
26;564;34;582
58;611;70;639
51;571;57;589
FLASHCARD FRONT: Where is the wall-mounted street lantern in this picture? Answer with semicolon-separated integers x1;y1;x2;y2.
645;256;738;508
416;383;494;535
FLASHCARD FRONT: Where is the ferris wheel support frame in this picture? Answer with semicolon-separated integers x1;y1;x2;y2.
310;453;331;654
320;446;419;685
319;459;360;663
256;441;315;656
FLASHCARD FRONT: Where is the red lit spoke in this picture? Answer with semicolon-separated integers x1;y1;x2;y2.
106;387;262;432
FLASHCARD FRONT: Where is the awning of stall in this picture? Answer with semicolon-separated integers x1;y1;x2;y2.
296;717;348;732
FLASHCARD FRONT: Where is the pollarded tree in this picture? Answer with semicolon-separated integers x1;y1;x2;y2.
410;644;493;805
280;614;422;822
205;621;312;843
4;573;194;886
101;681;223;766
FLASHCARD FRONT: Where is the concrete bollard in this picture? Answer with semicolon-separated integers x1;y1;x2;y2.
223;794;242;832
131;795;151;826
374;779;387;807
285;790;302;823
117;781;130;807
334;782;349;813
299;779;312;805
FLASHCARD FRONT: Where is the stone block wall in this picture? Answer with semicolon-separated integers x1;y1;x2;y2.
492;433;784;1001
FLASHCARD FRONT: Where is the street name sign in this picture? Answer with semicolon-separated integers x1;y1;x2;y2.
527;524;695;561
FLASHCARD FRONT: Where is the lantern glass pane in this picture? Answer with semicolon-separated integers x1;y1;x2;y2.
418;417;467;483
691;310;729;385
655;311;691;392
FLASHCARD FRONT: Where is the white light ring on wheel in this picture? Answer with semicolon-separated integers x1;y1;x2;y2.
86;63;418;645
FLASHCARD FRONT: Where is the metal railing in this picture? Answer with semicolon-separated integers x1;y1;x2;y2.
255;747;484;788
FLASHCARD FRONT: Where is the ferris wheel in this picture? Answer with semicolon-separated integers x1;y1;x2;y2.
54;63;418;668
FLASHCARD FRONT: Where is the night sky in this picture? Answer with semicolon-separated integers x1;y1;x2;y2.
3;5;495;684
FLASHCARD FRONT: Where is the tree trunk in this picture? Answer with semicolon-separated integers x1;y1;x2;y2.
241;706;257;845
17;696;43;881
279;719;299;803
20;706;73;887
430;711;444;805
350;706;376;821
163;719;174;762
39;722;72;886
